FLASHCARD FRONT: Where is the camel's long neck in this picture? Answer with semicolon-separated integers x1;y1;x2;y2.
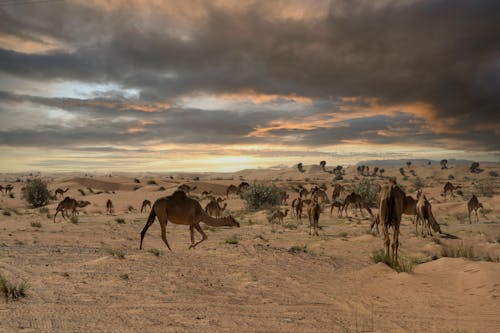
201;212;230;227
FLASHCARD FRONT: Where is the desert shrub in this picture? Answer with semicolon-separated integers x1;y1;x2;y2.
225;235;239;245
133;186;141;191
2;210;11;216
147;180;158;185
474;182;495;197
148;248;162;256
350;178;379;207
158;186;166;191
22;178;50;208
412;177;425;190
106;248;125;259
441;242;474;259
115;218;126;224
30;222;42;228
488;171;498;177
447;174;455;180
371;250;414;273
134;178;141;183
70;216;78;224
288;245;308;253
240;183;282;210
39;207;49;214
127;205;134;212
0;275;29;300
8;193;14;199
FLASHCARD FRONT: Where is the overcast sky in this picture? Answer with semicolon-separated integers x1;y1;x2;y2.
0;0;499;172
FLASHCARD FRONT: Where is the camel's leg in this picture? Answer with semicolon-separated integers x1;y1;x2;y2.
391;227;398;262
189;225;195;245
330;204;334;216
189;224;208;249
382;225;390;257
159;220;172;251
315;218;319;236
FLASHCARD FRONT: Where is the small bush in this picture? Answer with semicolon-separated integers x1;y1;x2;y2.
0;275;28;300
225;235;239;245
240;183;282;210
70;216;78;224
115;218;126;224
22;178;50;208
474;182;495;197
441;242;475;259
127;205;134;212
371;250;414;273
288;245;308;254
158;186;166;191
2;210;11;216
448;174;455;180
39;207;49;214
8;193;14;199
134;178;141;183
148;248;162;256
133;186;141;191
147;180;158;185
120;273;129;280
412;177;425;190
106;248;126;259
30;222;42;228
350;178;379;207
488;171;498;177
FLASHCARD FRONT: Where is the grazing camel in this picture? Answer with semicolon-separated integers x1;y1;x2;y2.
379;181;406;262
416;192;442;237
178;184;197;194
330;201;343;217
226;184;239;198
402;195;418;227
141;200;151;213
443;182;461;200
467;195;483;224
331;184;345;202
3;184;14;195
55;187;69;198
293;198;311;223
139;190;240;250
342;192;363;217
307;199;321;236
299;188;310;199
205;200;228;218
106;199;114;215
54;197;78;222
312;189;329;204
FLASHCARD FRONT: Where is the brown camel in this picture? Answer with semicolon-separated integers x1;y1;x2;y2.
205;200;228;218
443;182;461;200
238;182;250;193
178;184;197;194
141;199;151;213
312;189;330;204
0;185;4;194
267;209;289;228
342;192;363;217
467;195;483;224
77;200;91;208
293;198;311;223
379;181;406;262
402;195;418;228
299;188;310;199
54;197;78;222
280;191;289;205
416;192;442;237
2;184;14;195
106;199;114;215
331;184;345;202
226;184;239;198
55;187;69;198
307;199;321;236
139;190;240;250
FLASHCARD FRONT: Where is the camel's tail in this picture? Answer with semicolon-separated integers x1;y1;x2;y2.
139;206;157;249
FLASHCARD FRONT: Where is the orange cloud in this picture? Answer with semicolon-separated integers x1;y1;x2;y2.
0;33;70;54
219;89;312;104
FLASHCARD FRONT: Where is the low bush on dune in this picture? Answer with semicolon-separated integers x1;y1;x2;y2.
371;250;415;273
240;183;282;210
488;171;498;177
349;179;379;207
441;242;474;259
22;178;50;208
147;180;158;185
0;275;29;300
473;182;495;197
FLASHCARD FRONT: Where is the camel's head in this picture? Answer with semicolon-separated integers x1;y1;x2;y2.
78;200;91;208
225;215;240;228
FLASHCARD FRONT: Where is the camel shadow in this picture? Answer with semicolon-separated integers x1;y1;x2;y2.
439;232;459;239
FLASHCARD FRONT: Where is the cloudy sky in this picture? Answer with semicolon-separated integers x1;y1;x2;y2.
0;0;499;172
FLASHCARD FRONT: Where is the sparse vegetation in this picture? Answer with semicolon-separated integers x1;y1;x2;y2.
120;273;129;280
2;210;11;216
134;178;141;183
115;218;126;224
288;245;308;253
30;222;42;228
473;182;495;197
447;174;455;180
371;250;414;273
39;207;49;214
148;248;162;256
22;178;50;208
441;242;475;259
240;183;282;210
133;186;141;191
106;248;126;259
147;180;158;185
225;235;239;245
158;186;166;191
350;178;379;207
70;216;78;224
488;171;498;177
411;177;425;190
8;193;14;199
127;205;135;212
0;275;29;300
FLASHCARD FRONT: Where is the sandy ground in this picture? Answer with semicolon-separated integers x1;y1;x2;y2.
0;164;499;332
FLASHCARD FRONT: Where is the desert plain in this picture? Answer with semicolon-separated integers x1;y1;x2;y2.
0;162;499;333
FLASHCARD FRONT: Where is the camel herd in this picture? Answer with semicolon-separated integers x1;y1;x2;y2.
36;174;486;258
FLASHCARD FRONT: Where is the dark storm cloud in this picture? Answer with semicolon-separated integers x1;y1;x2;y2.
0;0;499;150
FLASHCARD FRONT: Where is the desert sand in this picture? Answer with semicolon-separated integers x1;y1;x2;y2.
0;163;499;332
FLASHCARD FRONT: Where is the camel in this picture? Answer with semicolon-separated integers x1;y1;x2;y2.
0;185;4;194
55;187;69;198
280;191;289;205
331;184;345;202
299;188;310;199
467;195;483;224
238;182;250;193
54;197;78;222
307;199;321;236
139;190;240;250
201;190;212;198
226;185;239;198
141;200;151;213
106;199;114;215
205;200;228;218
443;182;461;200
330;201;343;217
267;209;289;228
3;184;13;195
77;200;91;208
342;192;363;217
312;189;329;204
178;184;197;194
294;198;311;224
379;181;406;262
416;192;442;237
402;195;418;228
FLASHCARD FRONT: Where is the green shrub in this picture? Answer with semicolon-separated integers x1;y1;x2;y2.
441;242;475;259
488;171;498;177
240;183;282;210
474;182;495;197
371;250;414;273
30;222;42;228
22;178;50;208
225;235;239;245
350;178;379;207
412;177;425;190
0;275;28;300
288;245;308;254
148;248;162;256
